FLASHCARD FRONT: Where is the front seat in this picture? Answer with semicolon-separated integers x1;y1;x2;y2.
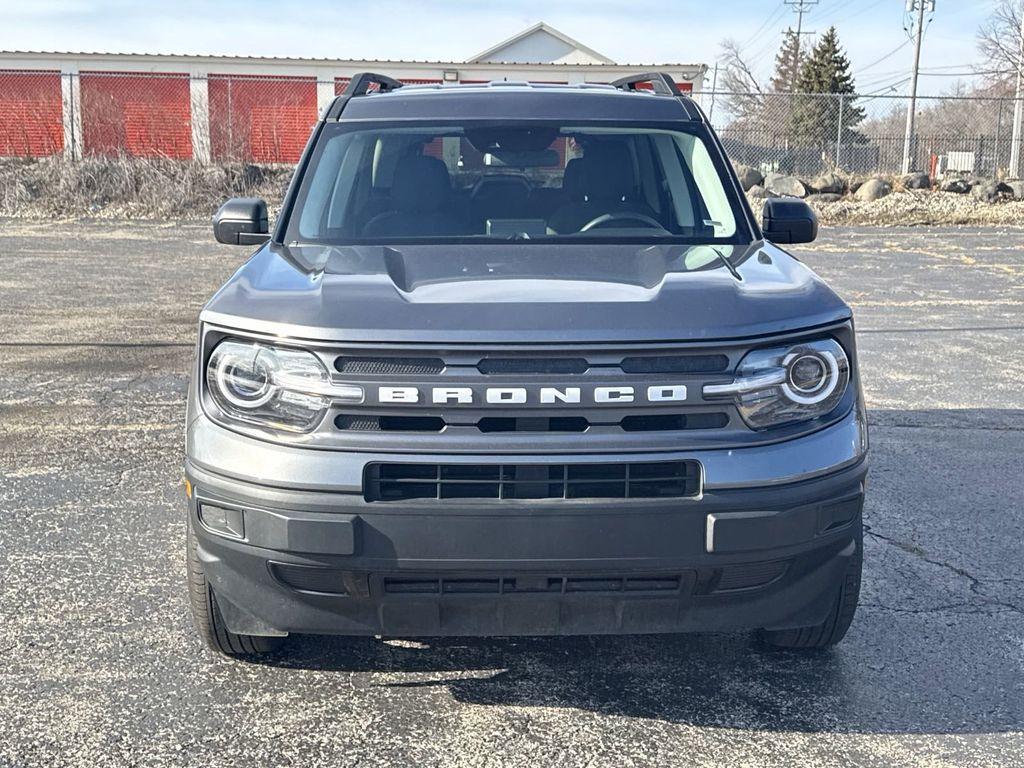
362;154;469;237
547;142;658;234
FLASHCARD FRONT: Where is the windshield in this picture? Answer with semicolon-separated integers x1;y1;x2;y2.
285;121;748;245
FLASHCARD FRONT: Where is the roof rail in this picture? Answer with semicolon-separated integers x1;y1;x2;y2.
325;72;403;119
610;72;702;121
610;72;681;96
344;72;404;96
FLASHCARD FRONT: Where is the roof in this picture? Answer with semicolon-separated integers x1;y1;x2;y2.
465;22;616;65
335;82;701;123
0;49;703;69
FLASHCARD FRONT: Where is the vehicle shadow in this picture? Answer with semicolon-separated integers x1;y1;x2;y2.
250;408;1024;735
256;620;1019;735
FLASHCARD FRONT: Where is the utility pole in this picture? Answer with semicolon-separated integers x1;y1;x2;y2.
901;0;935;175
785;0;819;91
1009;1;1024;178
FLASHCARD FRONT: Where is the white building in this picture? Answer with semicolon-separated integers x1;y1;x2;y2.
0;23;707;162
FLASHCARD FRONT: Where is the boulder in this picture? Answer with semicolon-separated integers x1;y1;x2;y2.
764;173;807;198
971;179;1014;203
847;177;866;194
805;193;843;204
853;178;892;202
940;178;972;194
746;184;772;200
902;171;931;190
1006;180;1024;200
733;163;764;192
810;172;845;195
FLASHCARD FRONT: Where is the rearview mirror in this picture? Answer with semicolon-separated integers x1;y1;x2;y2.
761;198;818;245
214;197;270;245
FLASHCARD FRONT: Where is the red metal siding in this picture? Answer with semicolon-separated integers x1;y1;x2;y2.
209;75;317;163
0;70;63;157
80;72;191;158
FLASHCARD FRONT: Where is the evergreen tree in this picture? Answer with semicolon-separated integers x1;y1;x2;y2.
770;29;806;94
789;27;866;146
766;29;807;138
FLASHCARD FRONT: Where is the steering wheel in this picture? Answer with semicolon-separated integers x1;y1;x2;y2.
579;212;667;232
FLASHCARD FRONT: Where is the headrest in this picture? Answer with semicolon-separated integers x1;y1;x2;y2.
580;142;634;201
391;154;451;212
562;157;587;200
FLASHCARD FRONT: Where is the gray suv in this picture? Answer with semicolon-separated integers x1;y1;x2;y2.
185;73;867;656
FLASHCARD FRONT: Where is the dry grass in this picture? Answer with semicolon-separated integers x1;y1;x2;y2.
3;156;1023;228
804;189;1024;227
0;156;291;219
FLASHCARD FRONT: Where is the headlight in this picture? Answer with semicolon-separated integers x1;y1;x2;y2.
206;340;347;433
704;338;850;430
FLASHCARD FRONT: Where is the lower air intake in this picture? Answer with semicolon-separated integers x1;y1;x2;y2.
364;460;701;502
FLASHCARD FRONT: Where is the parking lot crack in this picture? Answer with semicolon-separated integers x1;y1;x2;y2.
865;528;1024;615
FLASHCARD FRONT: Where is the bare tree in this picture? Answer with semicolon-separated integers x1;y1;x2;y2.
978;0;1023;95
717;39;766;127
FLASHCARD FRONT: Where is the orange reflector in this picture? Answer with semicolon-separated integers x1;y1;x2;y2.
184;478;193;499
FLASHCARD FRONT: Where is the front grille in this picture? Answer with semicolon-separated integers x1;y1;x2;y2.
476;416;589;433
364;460;701;502
477;357;589;375
620;354;729;374
620;412;729;432
335;411;730;434
335;414;446;432
300;340;769;451
334;356;444;375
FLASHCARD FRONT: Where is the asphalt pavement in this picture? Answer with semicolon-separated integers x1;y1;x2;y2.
0;220;1022;767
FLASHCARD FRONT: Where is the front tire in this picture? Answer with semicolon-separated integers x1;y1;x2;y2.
187;521;284;657
761;528;862;649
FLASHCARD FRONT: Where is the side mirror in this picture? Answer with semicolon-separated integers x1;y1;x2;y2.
761;198;818;245
214;197;269;245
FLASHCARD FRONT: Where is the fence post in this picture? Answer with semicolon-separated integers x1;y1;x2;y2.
60;68;82;161
994;98;1005;176
1012;92;1024;179
835;93;845;169
316;78;335;118
189;73;211;163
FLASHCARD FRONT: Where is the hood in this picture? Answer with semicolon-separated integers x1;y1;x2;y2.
200;242;851;343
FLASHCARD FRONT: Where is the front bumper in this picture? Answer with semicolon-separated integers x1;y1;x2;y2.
185;409;867;638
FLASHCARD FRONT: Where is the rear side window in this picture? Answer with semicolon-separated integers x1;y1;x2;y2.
286;121;746;245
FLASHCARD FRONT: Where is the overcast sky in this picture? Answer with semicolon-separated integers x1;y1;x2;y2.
0;0;998;97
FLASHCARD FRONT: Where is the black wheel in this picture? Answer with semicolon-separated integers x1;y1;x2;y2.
761;527;862;650
186;521;284;657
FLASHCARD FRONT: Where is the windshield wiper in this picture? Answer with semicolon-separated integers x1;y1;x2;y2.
713;246;742;281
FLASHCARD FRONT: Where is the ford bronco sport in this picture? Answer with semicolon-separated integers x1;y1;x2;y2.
185;73;867;656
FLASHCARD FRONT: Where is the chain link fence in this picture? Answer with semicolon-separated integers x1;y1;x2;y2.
694;89;1021;179
1;68;1022;178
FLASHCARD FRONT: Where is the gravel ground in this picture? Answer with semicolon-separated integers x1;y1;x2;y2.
0;220;1022;767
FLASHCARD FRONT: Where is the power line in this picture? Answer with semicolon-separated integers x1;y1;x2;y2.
854;39;913;75
740;3;788;50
